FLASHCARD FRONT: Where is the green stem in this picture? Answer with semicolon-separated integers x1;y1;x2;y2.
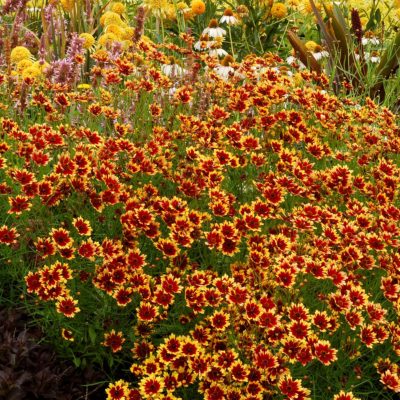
228;25;235;59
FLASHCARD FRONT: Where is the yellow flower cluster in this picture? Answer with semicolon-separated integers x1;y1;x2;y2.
98;3;135;49
10;46;47;81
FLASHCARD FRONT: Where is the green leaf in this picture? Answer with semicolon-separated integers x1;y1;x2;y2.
287;30;322;74
375;8;381;24
88;326;97;345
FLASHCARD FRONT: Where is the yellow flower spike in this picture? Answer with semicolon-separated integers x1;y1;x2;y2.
191;0;205;15
10;46;32;64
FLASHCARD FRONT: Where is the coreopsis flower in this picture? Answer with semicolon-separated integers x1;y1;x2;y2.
137;302;158;321
106;380;129;400
203;19;226;38
380;370;400;392
210;310;229;330
51;228;74;248
314;340;337;365
270;2;288;19
61;328;74;341
8;195;32;214
191;0;205;15
0;225;19;245
72;217;92;236
220;8;238;25
103;330;126;352
56;296;80;317
10;46;32;64
333;391;361;400
139;374;164;397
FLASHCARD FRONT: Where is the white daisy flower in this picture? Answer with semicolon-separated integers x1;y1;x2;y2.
362;32;380;46
364;51;380;63
286;55;306;69
194;34;212;51
213;55;244;81
203;19;226;38
161;57;186;77
209;47;228;58
220;9;238;25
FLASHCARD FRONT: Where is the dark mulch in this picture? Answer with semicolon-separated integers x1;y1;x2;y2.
0;306;107;400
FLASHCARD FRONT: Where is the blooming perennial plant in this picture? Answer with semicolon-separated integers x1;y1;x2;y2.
0;1;400;400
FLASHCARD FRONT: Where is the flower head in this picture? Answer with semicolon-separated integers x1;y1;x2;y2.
203;19;226;38
270;2;287;19
79;33;96;50
10;46;32;64
112;2;126;14
220;8;238;25
191;0;205;15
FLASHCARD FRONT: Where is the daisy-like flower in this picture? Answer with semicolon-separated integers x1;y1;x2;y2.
56;296;80;318
139;374;164;396
106;380;129;400
194;34;212;51
362;31;380;46
0;225;19;245
333;391;361;400
312;45;329;61
103;330;126;352
161;56;186;77
365;51;381;63
220;8;238;25
61;328;74;341
208;37;228;58
203;19;226;38
286;55;306;69
72;216;92;236
214;55;243;81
